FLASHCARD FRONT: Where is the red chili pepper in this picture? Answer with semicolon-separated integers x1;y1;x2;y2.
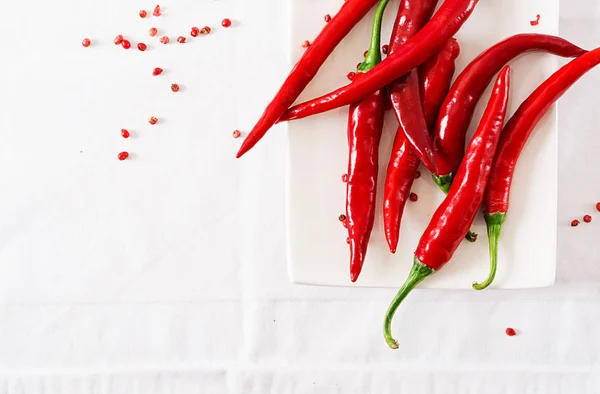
419;38;461;128
346;0;390;282
386;0;439;175
383;67;510;349
280;0;480;124
475;48;600;291
235;0;380;158
431;34;586;193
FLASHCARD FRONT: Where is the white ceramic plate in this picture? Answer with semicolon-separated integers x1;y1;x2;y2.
286;0;558;288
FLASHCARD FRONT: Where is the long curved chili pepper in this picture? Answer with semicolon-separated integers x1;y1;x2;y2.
474;47;600;291
383;66;510;349
281;0;480;123
387;0;439;174
347;0;391;282
431;34;587;193
419;38;461;128
235;0;380;158
383;38;461;253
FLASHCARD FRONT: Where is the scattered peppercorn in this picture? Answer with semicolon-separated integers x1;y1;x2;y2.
530;14;540;26
149;116;158;125
596;202;600;212
152;67;163;76
139;10;147;18
121;39;131;49
121;129;130;138
149;27;158;37
114;34;124;45
382;44;389;55
571;219;580;227
137;42;147;51
347;72;356;80
233;130;241;139
341;174;348;183
584;215;592;223
171;83;180;92
221;18;232;28
191;27;200;37
177;36;186;44
153;5;161;16
160;36;169;44
409;193;419;202
324;14;332;23
414;170;421;179
118;152;129;161
302;40;311;48
82;38;91;47
200;26;211;35
339;214;347;222
505;328;516;336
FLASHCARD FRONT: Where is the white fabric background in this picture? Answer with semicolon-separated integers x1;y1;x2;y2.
0;0;599;393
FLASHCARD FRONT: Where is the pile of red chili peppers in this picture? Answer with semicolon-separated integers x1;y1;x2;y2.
237;0;595;348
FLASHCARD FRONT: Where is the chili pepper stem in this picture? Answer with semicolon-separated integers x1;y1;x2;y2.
383;258;434;349
473;212;506;290
358;0;390;72
433;173;478;242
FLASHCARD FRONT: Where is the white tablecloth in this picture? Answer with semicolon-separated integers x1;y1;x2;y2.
0;0;599;392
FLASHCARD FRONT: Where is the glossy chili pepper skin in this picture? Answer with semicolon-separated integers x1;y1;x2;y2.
347;83;386;282
432;34;587;191
346;0;390;282
383;67;510;349
419;38;461;128
383;125;420;254
474;48;600;291
281;0;480;122
386;0;439;174
236;0;380;158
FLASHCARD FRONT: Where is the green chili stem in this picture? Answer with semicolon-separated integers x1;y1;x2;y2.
359;0;390;72
473;212;507;290
383;259;434;349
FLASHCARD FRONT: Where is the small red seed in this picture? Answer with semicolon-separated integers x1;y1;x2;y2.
139;10;147;18
153;5;161;16
382;44;389;55
233;130;241;139
118;152;129;161
82;38;91;47
324;14;332;23
137;42;147;51
149;116;158;125
191;27;200;37
149;28;158;37
356;62;362;69
171;83;180;92
338;214;346;222
302;40;310;48
114;34;124;45
152;67;163;76
200;26;211;35
505;328;516;337
414;170;421;179
584;215;592;223
363;50;368;57
347;72;356;81
177;36;186;43
596;202;600;212
409;193;418;202
121;129;130;138
160;36;169;44
571;220;580;227
530;14;540;26
221;18;232;28
121;39;131;49
341;174;348;183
